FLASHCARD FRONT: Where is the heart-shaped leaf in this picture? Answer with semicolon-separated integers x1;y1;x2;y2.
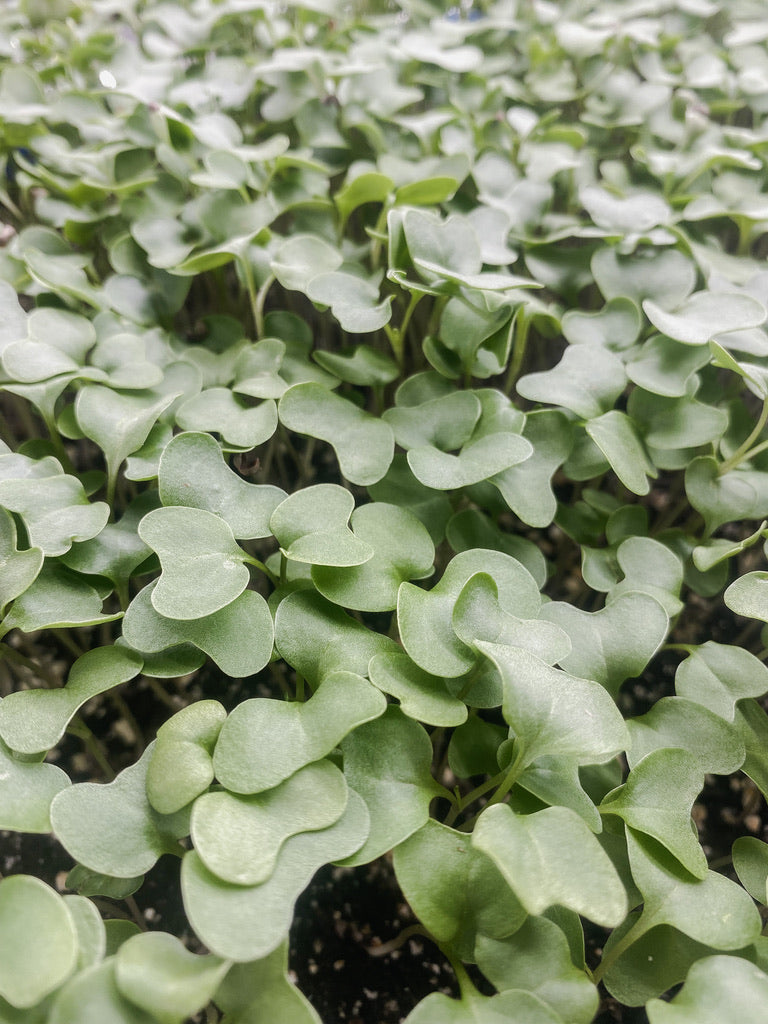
398;549;542;678
473;804;627;927
685;457;768;535
643;291;766;346
407;431;532;491
138;506;251;619
213;671;386;794
0;738;70;833
278;383;394;486
191;760;348;886
393;819;526;961
48;960;156;1024
122;583;274;680
475;918;599;1024
732;836;768;904
159;431;286;539
592;247;697;308
0;645;143;755
476;642;629;769
627;698;745;775
517;345;627;420
312;502;434;611
539;592;669;697
338;707;444;866
600;749;708;878
646;955;768;1024
175;389;277;449
586;411;656;496
146;701;226;815
269;484;373;568
213;941;321;1023
402;988;564;1024
273;589;398;685
181;790;369;961
0;875;78;1010
1;563;123;636
306;270;393;334
561;298;641;351
367;651;467;728
0;507;43;613
50;743;190;877
115;932;229;1024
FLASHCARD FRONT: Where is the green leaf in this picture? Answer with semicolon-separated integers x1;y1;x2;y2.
453;573;572;666
475;918;599;1024
269;484;373;568
312;502;434;612
627;698;745;775
159;431;286;539
273;589;398;685
0;458;109;557
175;389;277;449
407;432;532;491
602;831;762;1003
0;738;70;833
115;933;229;1024
517;344;627;419
393;819;526;961
539;592;669;697
271;235;343;293
278;383;394;486
626;335;711;399
215;943;321;1022
402;988;564;1024
646;955;768;1024
586;410;656;496
643;291;766;346
181;790;369;961
591;246;696;308
123;583;274;680
312;345;398;386
65;894;106;971
215;674;383;790
138;506;251;619
50;743;190;877
306;270;393;334
0;876;77;1010
1;563;123;635
367;651;467;728
397;549;542;678
75;385;178;496
146;701;226;815
477;643;629;769
732;836;768;904
191;760;348;886
0;645;142;755
472;804;627;927
446;508;547;587
48;961;156;1024
561;298;641;351
338;707;443;866
600;749;708;878
60;494;154;596
0;507;43;614
725;571;768;622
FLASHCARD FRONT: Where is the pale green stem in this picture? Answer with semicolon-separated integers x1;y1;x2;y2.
719;397;768;475
504;307;530;392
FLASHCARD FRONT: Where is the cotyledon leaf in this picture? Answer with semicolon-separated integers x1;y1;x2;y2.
158;431;286;539
0;875;78;1010
407;431;532;491
146;700;227;815
626;697;745;775
122;582;274;679
213;940;321;1024
0;645;143;755
732;835;768;904
476;642;629;769
191;760;348;886
50;743;191;877
600;749;708;879
115;932;230;1024
0;506;43;613
338;707;444;866
273;589;398;686
643;290;766;346
269;484;373;568
174;389;277;449
48;960;156;1024
213;671;386;794
539;592;669;697
1;563;123;637
367;651;467;728
393;818;526;961
397;549;542;678
645;955;768;1024
181;790;369;961
138;506;251;620
586;410;656;496
472;803;628;928
0;737;70;833
305;270;394;334
517;344;627;420
312;502;434;612
278;383;394;486
674;641;768;721
402;988;565;1024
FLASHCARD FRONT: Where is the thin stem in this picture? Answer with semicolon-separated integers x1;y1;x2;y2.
483;745;527;810
67;717;115;780
719;397;768;475
504;306;530;392
443;770;504;828
253;272;275;340
243;553;279;586
366;923;428;957
0;644;61;687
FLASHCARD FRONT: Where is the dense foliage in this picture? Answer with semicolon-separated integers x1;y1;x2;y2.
2;0;768;1019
